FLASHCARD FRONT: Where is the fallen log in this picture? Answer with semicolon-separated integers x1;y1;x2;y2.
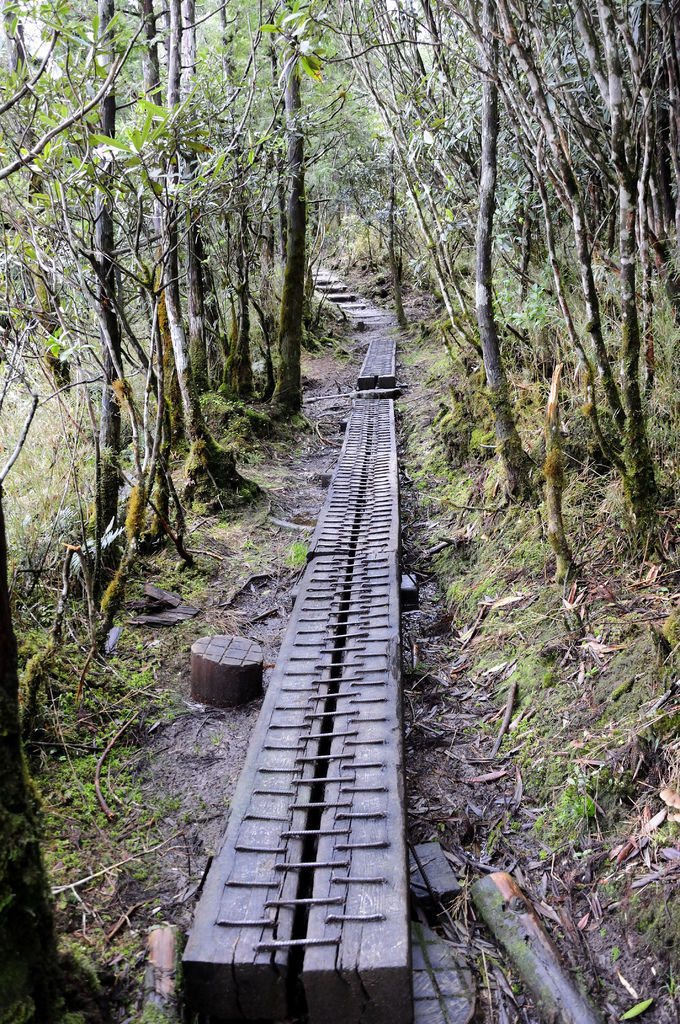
471;872;603;1024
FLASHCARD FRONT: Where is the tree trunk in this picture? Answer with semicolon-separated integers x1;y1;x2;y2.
0;486;58;1023
274;60;305;413
162;0;249;500
598;0;658;526
141;0;161;100
268;44;288;262
543;365;572;582
476;0;532;500
388;150;407;329
97;0;123;537
181;0;209;394
500;0;626;430
227;205;253;397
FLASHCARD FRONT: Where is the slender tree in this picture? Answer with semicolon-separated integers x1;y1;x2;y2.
96;0;123;538
274;56;305;412
475;0;532;499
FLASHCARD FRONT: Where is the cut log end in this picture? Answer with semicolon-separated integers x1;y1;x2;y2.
191;634;263;707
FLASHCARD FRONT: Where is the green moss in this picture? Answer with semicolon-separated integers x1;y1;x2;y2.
100;565;123;620
140;1004;176;1023
651;708;680;741
20;640;55;737
663;609;680;648
125;485;147;543
183;423;259;506
629;889;680;970
542;670;557;688
469;425;496;459
0;997;35;1024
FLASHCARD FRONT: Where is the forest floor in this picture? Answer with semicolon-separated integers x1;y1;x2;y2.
28;269;680;1024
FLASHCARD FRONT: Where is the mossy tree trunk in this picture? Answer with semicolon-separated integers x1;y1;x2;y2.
598;0;658;529
476;0;532;500
274;60;305;414
0;487;58;1023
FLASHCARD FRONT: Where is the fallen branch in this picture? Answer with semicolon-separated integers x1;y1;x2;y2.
426;532;466;557
491;679;518;757
270;517;312;532
95;713;139;820
472;873;603;1024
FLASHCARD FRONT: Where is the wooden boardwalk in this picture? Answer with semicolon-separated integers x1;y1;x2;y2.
183;273;412;1022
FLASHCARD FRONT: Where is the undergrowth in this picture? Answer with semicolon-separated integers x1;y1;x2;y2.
399;307;680;984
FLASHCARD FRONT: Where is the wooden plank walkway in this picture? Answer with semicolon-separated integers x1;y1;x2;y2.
183;273;411;1022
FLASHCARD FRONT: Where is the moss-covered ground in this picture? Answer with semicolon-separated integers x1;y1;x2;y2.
397;303;680;1021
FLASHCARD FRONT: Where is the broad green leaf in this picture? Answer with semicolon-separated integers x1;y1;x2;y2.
621;1000;654;1020
138;99;168;119
259;23;279;32
300;54;322;81
90;134;128;149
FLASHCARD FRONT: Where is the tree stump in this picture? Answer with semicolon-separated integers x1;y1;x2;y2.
191;635;263;707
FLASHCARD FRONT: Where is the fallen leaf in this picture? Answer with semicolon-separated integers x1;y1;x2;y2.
489;593;528;610
576;912;590;930
466;769;509;784
621;998;654;1019
643;808;667;834
533;900;561;924
582;640;625;654
616;970;638;1000
616;840;638;866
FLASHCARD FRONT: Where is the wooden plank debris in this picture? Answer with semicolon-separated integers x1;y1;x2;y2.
412;923;475;1024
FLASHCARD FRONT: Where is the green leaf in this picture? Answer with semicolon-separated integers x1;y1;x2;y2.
621;1000;654;1020
300;54;322;81
138;98;168;119
259;23;279;32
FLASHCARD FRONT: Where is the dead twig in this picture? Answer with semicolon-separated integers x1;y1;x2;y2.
75;643;97;707
51;834;182;894
105;901;145;943
95;713;139;820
